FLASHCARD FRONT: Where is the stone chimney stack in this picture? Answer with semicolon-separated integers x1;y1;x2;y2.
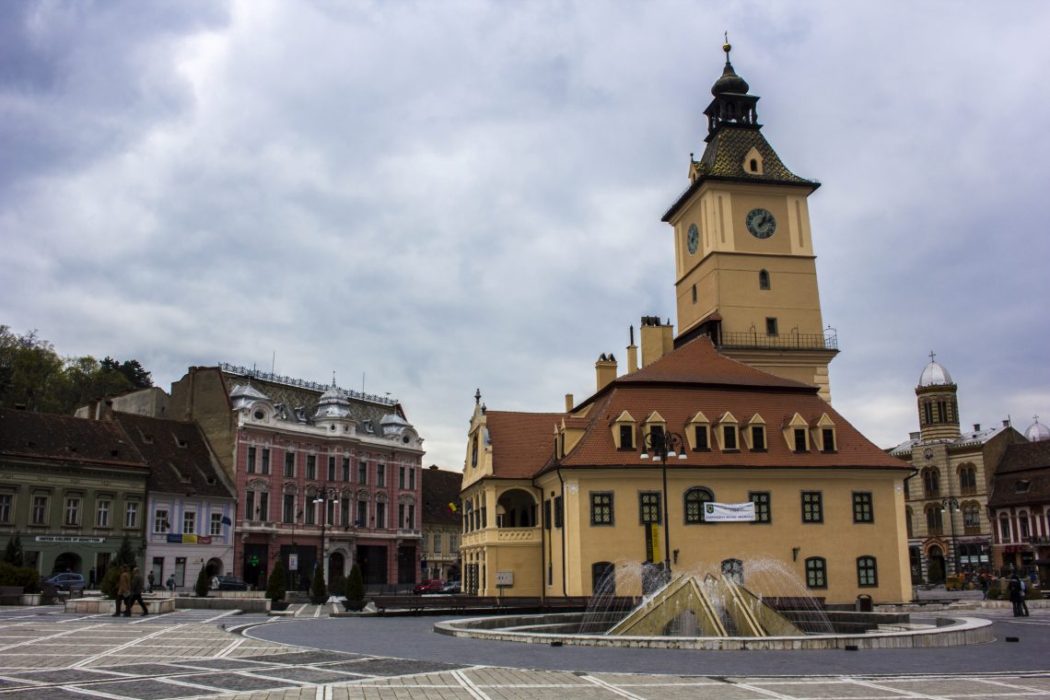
640;316;674;367
626;325;639;374
564;394;574;412
595;353;618;392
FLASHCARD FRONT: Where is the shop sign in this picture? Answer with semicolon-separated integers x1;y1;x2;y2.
34;536;105;544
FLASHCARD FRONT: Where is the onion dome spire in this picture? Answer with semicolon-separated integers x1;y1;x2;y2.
712;35;750;96
703;35;760;141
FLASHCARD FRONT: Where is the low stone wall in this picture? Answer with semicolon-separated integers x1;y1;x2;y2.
434;612;995;651
176;596;270;612
66;596;175;615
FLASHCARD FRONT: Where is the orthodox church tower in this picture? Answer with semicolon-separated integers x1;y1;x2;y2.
662;41;837;400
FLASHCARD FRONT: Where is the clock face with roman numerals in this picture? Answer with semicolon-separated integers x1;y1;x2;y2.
687;223;699;254
746;208;776;239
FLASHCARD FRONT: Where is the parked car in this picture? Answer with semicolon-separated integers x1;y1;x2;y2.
441;580;461;594
413;579;444;595
44;572;86;592
211;575;248;591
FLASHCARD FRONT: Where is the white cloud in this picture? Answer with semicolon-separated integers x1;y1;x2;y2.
3;1;1050;466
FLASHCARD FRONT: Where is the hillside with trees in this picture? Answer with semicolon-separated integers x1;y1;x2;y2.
0;325;153;414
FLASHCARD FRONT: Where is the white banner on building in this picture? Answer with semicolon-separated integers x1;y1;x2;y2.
703;502;756;522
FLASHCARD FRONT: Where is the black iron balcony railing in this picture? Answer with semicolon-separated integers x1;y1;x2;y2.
717;330;838;352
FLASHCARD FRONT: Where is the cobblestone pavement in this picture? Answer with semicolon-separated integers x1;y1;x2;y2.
0;605;1047;699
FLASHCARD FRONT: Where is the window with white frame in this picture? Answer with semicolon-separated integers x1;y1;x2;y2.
64;496;81;526
182;510;196;535
96;498;111;527
0;494;11;523
210;512;223;536
125;502;139;528
32;495;48;525
154;508;170;533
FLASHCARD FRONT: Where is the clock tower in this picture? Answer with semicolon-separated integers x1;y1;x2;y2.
662;41;837;400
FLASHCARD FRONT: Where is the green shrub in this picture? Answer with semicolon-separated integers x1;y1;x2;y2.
100;565;120;599
309;562;327;604
345;563;364;609
266;559;286;602
0;562;39;592
3;533;24;566
194;567;210;597
113;535;137;569
986;587;1000;600
1025;583;1042;600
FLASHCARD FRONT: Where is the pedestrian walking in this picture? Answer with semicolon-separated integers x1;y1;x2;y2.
113;566;131;617
166;574;176;593
1019;577;1030;617
1008;574;1025;617
125;567;149;616
979;574;989;600
147;570;155;593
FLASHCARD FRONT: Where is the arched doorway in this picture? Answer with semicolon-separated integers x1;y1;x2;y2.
205;558;224;577
328;551;345;587
927;545;945;584
53;552;81;574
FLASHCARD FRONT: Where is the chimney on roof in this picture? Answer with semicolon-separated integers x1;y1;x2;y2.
640;315;673;367
564;394;574;412
626;325;639;374
973;423;981;432
1003;419;1010;427
595;353;617;392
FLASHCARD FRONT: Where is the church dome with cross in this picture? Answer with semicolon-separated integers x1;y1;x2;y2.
1025;416;1050;442
918;352;954;388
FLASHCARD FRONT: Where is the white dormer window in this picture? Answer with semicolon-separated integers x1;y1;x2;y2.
611;410;637;451
686;411;711;451
814;414;837;453
783;413;811;452
744;414;766;451
642;411;667;450
743;146;764;175
716;412;739;451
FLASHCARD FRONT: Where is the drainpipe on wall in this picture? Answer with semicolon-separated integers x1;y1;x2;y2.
532;482;546;604
557;468;567;597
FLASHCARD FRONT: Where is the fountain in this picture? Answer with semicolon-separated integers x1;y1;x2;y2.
434;558;995;650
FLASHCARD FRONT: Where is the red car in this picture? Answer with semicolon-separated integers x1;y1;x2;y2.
413;579;444;594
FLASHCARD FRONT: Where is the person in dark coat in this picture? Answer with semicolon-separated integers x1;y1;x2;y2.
1008;574;1026;617
113;566;131;616
124;567;149;616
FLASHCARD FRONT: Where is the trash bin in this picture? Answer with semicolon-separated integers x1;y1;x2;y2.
856;594;873;612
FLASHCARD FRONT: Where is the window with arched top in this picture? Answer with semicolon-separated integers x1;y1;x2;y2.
684;488;715;524
925;504;943;535
749;158;759;172
958;463;977;495
922;468;940;498
759;269;770;290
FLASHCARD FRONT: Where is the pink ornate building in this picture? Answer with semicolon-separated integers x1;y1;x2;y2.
171;365;424;591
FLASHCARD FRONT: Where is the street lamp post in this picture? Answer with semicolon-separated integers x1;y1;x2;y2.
640;430;688;580
941;496;960;576
313;485;335;586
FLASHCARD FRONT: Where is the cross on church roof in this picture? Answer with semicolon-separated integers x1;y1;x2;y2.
929;351;937;362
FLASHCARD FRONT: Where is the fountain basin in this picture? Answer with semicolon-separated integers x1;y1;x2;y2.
434;613;993;650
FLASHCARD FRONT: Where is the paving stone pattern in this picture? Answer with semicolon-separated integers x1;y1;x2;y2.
0;606;1048;699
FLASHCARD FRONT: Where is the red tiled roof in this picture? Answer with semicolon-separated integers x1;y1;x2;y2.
485;411;560;479
422;467;463;525
0;408;147;469
552;384;907;471
609;336;813;392
114;413;233;499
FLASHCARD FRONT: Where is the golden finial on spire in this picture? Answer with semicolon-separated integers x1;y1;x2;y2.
723;31;731;55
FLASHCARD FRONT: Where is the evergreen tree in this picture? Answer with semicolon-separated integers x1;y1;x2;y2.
266;559;287;602
100;565;120;599
3;533;23;566
194;566;210;597
309;561;327;604
113;535;137;569
344;563;365;610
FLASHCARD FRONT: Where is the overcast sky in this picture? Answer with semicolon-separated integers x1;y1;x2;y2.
3;1;1049;468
